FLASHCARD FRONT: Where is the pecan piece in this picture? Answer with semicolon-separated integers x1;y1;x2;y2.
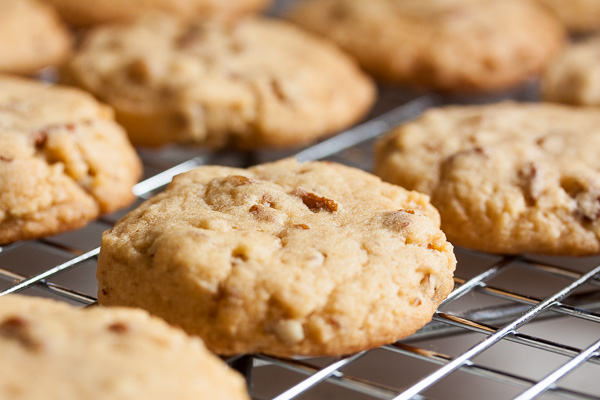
518;162;541;206
227;175;252;186
32;130;48;149
108;322;129;334
127;58;152;84
0;316;42;351
292;188;338;212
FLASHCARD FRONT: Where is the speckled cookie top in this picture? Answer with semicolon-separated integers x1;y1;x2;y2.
288;0;565;92
0;0;71;74
375;102;600;255
0;75;142;244
64;15;375;148
97;159;456;356
0;295;250;400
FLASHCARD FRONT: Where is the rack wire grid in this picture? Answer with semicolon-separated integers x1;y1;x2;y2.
2;3;600;400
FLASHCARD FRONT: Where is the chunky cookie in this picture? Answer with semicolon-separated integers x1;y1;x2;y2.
0;295;249;400
0;75;142;245
288;0;565;92
63;15;375;148
0;0;71;74
375;102;600;256
537;0;600;33
542;35;600;106
42;0;271;27
97;159;456;357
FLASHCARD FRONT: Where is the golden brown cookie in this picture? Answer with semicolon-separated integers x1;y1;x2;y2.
542;34;600;106
288;0;565;92
0;0;71;75
0;295;250;400
375;102;600;256
0;75;142;245
63;15;375;149
97;159;456;357
537;0;600;33
42;0;271;27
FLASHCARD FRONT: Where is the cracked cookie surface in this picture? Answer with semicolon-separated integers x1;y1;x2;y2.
64;15;375;149
288;0;565;92
0;75;142;245
0;295;249;400
375;102;600;255
0;0;71;74
97;159;456;356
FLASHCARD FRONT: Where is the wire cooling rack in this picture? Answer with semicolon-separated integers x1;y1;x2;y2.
2;1;600;398
1;86;600;399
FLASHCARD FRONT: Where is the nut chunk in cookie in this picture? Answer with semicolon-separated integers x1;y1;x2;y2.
0;295;249;400
64;15;375;149
0;75;142;245
97;159;456;357
375;102;600;256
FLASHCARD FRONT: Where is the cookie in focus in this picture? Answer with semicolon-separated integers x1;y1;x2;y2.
97;159;456;357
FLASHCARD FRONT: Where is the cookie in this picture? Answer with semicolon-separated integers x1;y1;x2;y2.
542;35;600;106
375;102;600;256
0;75;142;245
97;159;456;357
63;15;375;149
536;0;600;33
288;0;565;92
42;0;271;27
0;295;249;400
0;0;71;75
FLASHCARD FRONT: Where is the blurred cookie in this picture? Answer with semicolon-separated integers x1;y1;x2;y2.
0;0;71;74
43;0;271;27
288;0;565;92
542;35;600;106
64;15;375;148
0;75;142;245
537;0;600;33
0;295;249;400
375;102;600;255
97;159;456;357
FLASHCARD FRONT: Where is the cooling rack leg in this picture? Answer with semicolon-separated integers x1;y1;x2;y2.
230;355;255;394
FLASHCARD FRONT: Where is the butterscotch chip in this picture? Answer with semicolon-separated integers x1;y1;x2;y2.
288;0;565;92
42;0;271;27
0;295;249;400
63;15;375;149
375;102;600;255
0;75;142;245
97;159;456;357
542;35;600;106
536;0;600;33
0;0;71;74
